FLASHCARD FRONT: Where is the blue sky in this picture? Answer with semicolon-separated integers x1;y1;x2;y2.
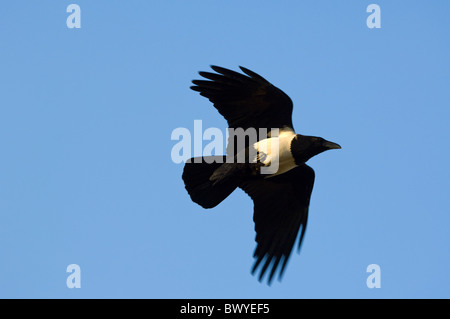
0;1;449;298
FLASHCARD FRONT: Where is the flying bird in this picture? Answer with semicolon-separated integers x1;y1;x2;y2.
182;65;341;284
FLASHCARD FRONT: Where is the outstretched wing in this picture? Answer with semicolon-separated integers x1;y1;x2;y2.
190;66;294;131
239;164;315;284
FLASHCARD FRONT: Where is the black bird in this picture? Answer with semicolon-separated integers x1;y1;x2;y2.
182;66;341;284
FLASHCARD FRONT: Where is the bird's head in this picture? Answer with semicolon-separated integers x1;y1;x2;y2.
291;135;341;164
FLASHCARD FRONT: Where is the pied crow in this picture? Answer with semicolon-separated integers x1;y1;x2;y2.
182;66;341;284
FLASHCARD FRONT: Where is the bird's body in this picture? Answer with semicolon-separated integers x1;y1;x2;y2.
182;65;341;284
252;127;298;178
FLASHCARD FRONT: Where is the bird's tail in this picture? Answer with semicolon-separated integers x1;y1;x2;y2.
182;156;240;209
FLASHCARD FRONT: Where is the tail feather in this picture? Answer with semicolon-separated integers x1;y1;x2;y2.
182;156;238;209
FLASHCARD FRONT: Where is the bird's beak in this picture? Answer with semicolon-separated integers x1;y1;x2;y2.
323;141;341;150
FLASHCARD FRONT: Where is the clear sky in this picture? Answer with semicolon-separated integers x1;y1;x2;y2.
0;1;449;298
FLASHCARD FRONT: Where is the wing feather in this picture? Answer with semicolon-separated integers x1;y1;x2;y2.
239;164;315;284
190;66;294;132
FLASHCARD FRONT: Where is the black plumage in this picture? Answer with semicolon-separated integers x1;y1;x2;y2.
183;66;341;284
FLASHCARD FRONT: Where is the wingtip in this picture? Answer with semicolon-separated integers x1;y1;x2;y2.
190;85;201;92
238;65;266;81
255;268;276;286
238;65;252;75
